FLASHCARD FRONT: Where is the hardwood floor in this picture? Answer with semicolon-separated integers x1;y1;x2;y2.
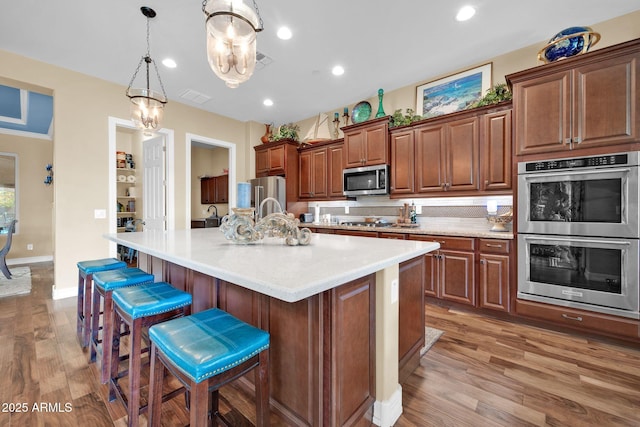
2;262;640;426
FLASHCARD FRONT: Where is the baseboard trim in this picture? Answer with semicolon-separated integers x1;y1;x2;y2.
52;285;77;300
7;255;53;265
373;385;403;427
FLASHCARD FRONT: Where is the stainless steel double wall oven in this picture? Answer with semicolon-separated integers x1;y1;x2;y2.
517;152;640;319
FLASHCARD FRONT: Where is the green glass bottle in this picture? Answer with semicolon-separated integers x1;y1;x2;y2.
375;88;386;118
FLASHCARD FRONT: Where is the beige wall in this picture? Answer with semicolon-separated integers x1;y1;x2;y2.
0;133;53;259
296;11;640;139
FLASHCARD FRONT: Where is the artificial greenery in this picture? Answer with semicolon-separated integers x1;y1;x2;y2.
465;83;512;109
269;123;300;142
390;108;423;128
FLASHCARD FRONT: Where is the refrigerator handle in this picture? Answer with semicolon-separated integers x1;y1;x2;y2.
254;185;264;221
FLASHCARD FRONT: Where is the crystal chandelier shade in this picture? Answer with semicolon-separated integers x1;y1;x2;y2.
126;7;167;131
203;0;263;88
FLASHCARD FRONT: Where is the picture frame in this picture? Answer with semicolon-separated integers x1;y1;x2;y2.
416;63;492;118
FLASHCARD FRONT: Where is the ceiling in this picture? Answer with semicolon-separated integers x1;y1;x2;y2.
1;1;639;125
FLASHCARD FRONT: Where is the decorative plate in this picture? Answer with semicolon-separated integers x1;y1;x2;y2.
351;101;372;124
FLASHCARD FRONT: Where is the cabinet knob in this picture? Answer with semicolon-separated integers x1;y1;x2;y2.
480;259;486;265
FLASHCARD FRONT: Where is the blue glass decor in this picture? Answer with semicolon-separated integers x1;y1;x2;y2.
538;26;600;63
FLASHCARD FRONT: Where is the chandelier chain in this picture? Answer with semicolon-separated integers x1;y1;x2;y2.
201;0;263;30
125;10;167;99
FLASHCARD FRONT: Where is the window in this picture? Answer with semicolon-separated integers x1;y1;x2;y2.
0;153;17;234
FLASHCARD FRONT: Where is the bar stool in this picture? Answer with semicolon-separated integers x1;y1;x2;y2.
90;267;155;384
147;308;270;427
110;282;192;427
76;258;126;348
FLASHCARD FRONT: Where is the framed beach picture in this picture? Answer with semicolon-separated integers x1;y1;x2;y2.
416;63;491;118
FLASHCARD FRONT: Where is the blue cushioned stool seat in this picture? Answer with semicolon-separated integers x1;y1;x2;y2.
90;267;155;384
112;281;192;320
149;308;270;383
76;258;126;348
109;282;192;427
147;308;271;427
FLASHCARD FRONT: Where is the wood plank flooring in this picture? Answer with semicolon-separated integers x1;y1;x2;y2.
2;262;640;426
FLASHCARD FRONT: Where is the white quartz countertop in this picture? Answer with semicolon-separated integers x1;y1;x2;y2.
105;229;439;303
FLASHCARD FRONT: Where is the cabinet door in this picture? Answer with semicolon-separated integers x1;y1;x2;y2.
256;149;269;176
574;54;639;147
328;145;345;198
423;251;438;298
482;109;512;191
364;123;388;165
298;150;313;199
513;71;571;155
439;250;475;306
268;145;286;175
390;129;415;195
415;124;446;193
344;129;366;168
479;253;510;312
446;117;479;191
311;148;328;198
214;174;228;203
200;177;214;204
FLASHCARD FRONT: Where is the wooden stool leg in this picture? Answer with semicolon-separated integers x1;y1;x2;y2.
190;381;209;427
89;288;102;363
255;349;270;427
127;317;143;427
83;274;93;347
148;343;164;427
108;311;122;402
100;291;114;384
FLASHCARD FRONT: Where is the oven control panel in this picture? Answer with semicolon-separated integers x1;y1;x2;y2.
523;153;632;172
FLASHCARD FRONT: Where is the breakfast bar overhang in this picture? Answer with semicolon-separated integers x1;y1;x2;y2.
105;229;439;426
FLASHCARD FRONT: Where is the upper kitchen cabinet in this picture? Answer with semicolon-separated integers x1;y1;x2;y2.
481;106;512;191
254;139;300;177
200;174;228;204
508;38;640;156
342;116;390;168
298;139;346;200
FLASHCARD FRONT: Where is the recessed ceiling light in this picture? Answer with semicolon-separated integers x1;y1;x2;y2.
277;26;292;40
263;99;274;107
162;58;177;68
332;65;345;76
456;5;476;21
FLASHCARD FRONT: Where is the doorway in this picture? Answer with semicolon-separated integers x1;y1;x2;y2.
186;133;236;225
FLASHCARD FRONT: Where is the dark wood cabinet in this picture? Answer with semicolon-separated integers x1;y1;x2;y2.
200;174;228;204
254;139;299;177
343;116;389;168
409;235;476;306
508;40;640;156
478;238;510;313
414;117;479;193
390;103;510;198
299;140;345;200
481;107;512;191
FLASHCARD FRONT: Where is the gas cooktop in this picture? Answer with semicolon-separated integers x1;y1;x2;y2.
340;221;393;228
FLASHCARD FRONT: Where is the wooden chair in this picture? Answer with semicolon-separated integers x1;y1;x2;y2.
0;220;17;280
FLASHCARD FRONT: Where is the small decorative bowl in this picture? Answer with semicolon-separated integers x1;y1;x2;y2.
486;214;513;232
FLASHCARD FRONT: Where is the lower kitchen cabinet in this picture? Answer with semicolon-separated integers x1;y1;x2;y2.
409;235;476;306
478;238;510;312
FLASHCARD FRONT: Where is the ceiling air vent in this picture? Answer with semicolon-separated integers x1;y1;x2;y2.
255;51;273;71
179;89;211;105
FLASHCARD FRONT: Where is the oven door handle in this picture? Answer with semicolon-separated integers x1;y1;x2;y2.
520;167;632;180
521;234;632;246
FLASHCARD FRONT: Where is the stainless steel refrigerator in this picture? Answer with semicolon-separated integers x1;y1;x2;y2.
249;176;286;220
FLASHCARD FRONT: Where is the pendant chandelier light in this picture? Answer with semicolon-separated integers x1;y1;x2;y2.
202;0;264;88
126;6;168;131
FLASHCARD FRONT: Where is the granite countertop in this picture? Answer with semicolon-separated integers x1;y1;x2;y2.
307;217;514;239
105;229;439;303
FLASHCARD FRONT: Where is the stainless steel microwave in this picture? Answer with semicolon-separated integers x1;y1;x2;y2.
343;164;389;196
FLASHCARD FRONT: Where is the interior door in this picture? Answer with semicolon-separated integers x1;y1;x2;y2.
143;136;166;231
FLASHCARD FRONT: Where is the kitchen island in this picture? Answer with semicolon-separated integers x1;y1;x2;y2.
105;228;438;427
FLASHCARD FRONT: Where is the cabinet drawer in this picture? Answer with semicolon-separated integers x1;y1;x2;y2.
408;235;475;251
478;239;510;254
378;232;407;240
516;299;639;341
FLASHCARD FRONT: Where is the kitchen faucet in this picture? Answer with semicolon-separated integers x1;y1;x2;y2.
207;204;218;217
